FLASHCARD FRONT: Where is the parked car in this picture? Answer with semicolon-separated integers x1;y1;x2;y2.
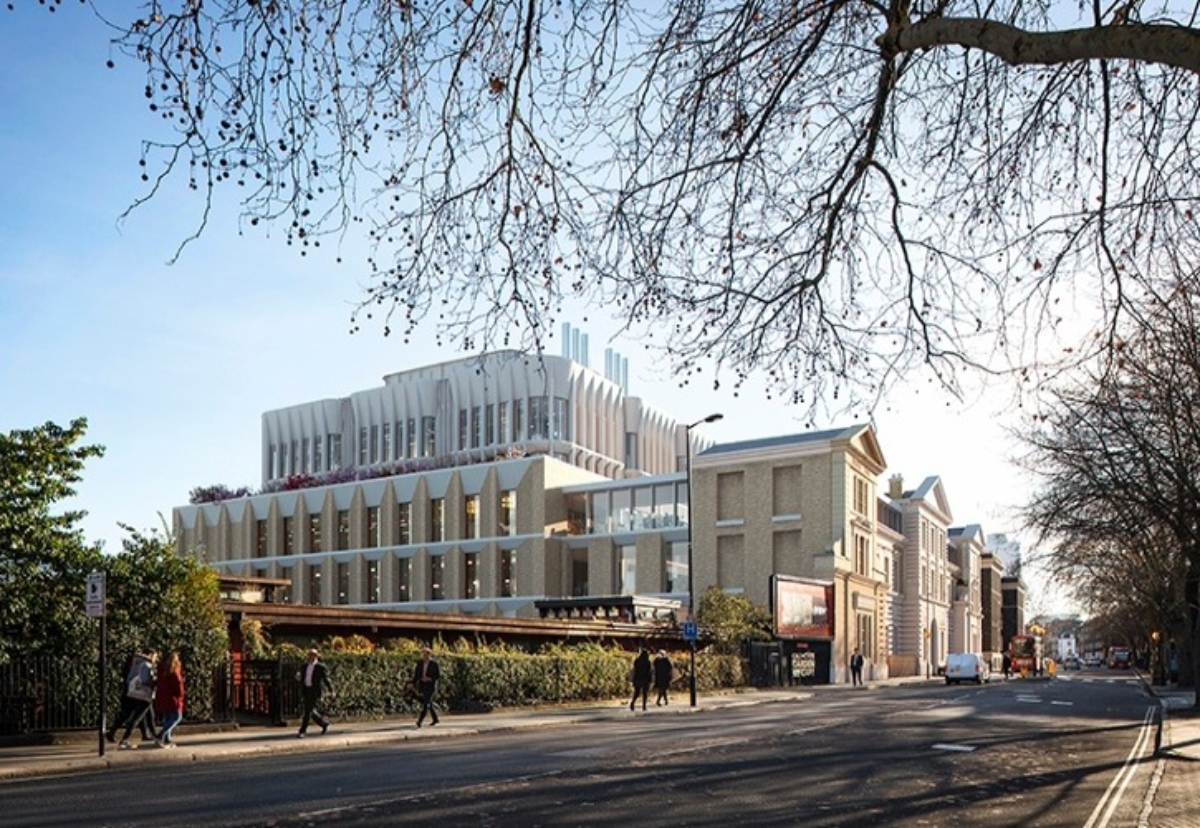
1061;656;1082;670
945;653;992;685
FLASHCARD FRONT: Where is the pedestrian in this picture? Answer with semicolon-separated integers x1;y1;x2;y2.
653;650;674;707
412;646;440;727
1002;652;1012;680
296;648;333;738
154;650;185;748
850;647;864;687
629;647;652;711
111;649;158;749
107;650;156;746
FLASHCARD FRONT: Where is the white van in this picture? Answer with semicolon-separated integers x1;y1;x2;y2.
945;653;991;685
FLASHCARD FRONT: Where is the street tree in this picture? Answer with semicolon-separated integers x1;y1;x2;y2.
696;586;773;655
0;419;105;661
1022;273;1200;701
13;1;1200;415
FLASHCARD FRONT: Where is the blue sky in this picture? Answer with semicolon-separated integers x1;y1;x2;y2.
0;7;1062;612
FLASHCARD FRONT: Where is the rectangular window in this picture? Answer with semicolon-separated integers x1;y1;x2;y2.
464;494;480;540
430;556;445;600
591;490;611;534
633;486;653;530
667;540;689;594
624;432;637;469
471;406;482;448
422;416;436;457
501;550;516;597
365;559;380;604
291;440;300;476
396;557;411;602
283;517;295;555
458;409;469;450
500;490;516;536
619;544;636;595
336;562;350;605
337;511;350;551
370;425;380;463
529;396;550;439
514;399;525;440
773;465;803;517
270;445;279;479
499;402;510;443
366;506;380;548
717;472;745;521
381;423;392;462
653;484;676;528
407;418;417;458
329;434;342;470
463;552;478;599
301;438;311;473
398;502;412;545
552;397;570;441
307;563;322;606
393;421;403;460
612;489;632;532
566;493;587;535
485;404;495;446
314;436;324;473
855;533;870;576
359;427;369;465
853;476;870;516
256;519;268;558
430;498;444;543
308;515;322;553
570;549;588;597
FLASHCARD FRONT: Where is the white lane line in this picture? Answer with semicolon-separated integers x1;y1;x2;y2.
932;743;976;752
1083;706;1156;828
1051;701;1075;706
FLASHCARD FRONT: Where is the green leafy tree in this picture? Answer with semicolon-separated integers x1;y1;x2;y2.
104;527;229;719
696;586;772;655
0;418;104;662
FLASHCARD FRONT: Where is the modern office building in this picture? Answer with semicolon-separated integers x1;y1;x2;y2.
174;342;909;682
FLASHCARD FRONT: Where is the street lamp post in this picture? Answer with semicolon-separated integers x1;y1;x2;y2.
686;412;723;708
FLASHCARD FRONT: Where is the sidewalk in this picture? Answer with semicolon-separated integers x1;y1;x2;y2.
3;677;1198;825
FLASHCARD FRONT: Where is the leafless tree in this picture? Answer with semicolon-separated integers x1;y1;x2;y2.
1022;272;1200;699
20;0;1200;416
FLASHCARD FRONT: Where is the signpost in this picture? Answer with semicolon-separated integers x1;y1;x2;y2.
86;571;106;757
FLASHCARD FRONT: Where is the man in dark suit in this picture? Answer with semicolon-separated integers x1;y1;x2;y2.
412;646;440;727
296;648;333;737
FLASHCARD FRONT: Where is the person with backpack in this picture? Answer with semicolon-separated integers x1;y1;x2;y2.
110;649;158;749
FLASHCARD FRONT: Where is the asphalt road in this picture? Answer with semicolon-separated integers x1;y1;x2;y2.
5;671;1156;827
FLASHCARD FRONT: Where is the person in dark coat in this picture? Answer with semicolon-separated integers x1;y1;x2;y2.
629;647;652;711
412;646;441;727
653;650;674;707
296;648;333;737
107;649;156;745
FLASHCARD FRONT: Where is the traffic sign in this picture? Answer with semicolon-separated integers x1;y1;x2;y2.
85;571;106;618
682;620;698;641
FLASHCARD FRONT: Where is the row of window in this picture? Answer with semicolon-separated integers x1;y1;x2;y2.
357;417;439;467
281;550;518;606
456;396;571;452
269;433;346;480
253;491;517;557
568;541;690;598
564;481;690;535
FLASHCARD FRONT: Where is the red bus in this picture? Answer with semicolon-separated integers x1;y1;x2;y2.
1106;646;1131;669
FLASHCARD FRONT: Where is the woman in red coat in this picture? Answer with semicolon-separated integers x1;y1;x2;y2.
154;651;185;748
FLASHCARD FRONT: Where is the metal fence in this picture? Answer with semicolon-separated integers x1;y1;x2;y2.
0;657;238;735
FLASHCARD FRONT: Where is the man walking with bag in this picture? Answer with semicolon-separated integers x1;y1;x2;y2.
413;646;440;727
296;648;333;738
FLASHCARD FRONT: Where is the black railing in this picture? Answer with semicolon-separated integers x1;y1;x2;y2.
0;657;237;735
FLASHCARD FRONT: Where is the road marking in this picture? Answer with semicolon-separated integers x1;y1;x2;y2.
1083;706;1156;828
1016;695;1041;703
1050;700;1074;706
931;743;976;752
